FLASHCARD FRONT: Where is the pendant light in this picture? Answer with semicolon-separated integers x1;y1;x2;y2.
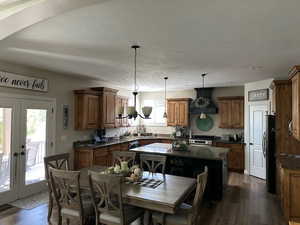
200;73;207;119
116;45;152;120
163;77;168;118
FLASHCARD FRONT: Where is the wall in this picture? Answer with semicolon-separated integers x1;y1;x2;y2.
0;60;131;161
139;86;245;136
244;79;273;174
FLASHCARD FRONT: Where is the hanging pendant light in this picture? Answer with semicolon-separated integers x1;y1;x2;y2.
163;77;168;118
200;73;207;119
116;45;152;120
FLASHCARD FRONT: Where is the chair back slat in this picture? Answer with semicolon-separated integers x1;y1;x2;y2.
189;166;208;225
49;168;83;213
140;154;167;175
112;151;136;167
44;153;70;180
88;171;125;224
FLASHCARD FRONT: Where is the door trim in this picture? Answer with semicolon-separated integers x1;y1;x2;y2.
248;102;269;179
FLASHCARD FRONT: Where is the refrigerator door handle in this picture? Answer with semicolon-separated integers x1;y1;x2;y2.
262;131;266;158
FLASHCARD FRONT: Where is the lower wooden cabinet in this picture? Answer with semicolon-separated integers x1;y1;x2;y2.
281;167;300;223
215;142;245;172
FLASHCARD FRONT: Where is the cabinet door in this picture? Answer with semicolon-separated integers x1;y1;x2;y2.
103;93;116;128
86;95;99;129
115;96;122;128
219;100;232;128
93;148;108;167
107;144;121;166
177;101;189;127
292;75;300;140
231;99;244;128
167;101;177;126
121;98;129;127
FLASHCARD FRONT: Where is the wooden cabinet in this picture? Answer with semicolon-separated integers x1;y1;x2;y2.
281;167;300;223
218;96;244;129
215;142;245;172
92;87;118;128
290;66;300;141
115;96;129;127
167;98;191;127
74;90;99;130
93;148;109;166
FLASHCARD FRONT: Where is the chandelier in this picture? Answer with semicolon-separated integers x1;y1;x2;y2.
116;45;152;120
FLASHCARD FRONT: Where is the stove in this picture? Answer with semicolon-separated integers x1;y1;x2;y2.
189;135;217;146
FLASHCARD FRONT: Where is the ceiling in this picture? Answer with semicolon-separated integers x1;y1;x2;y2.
0;0;300;91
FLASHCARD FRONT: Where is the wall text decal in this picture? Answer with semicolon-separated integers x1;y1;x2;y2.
0;71;48;92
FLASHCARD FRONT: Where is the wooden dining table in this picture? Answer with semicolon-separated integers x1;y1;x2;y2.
80;166;196;214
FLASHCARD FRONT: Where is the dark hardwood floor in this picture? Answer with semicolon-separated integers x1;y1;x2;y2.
0;172;287;225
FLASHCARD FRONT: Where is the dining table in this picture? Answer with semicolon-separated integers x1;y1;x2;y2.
80;166;197;214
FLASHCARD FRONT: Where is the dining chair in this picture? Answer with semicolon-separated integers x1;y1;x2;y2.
152;167;208;225
140;154;167;175
88;170;145;225
49;167;93;225
112;151;137;167
44;153;70;222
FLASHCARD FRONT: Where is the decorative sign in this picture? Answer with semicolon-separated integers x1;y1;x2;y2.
248;89;269;101
0;71;48;92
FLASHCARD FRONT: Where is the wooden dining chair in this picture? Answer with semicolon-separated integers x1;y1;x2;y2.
44;153;70;222
112;151;137;167
88;170;145;225
140;154;167;175
152;167;208;225
49;167;93;225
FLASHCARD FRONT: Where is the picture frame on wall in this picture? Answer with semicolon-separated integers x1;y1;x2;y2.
248;89;269;102
63;104;69;129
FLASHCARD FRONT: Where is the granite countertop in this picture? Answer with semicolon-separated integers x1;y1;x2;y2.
130;143;229;161
278;154;300;170
213;139;245;144
74;136;175;150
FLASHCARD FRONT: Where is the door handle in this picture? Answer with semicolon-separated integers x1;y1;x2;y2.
288;121;293;136
13;152;19;157
262;132;266;158
20;151;25;156
249;143;254;145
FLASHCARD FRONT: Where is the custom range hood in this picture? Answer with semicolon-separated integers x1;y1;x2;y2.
190;87;218;114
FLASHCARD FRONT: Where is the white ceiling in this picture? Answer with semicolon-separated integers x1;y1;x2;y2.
1;0;300;91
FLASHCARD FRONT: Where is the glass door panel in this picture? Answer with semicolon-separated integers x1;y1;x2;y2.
25;109;47;185
0;108;12;193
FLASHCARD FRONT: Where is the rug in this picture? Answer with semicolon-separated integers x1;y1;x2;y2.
9;191;49;210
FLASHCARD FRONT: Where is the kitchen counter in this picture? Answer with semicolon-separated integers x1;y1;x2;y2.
213;140;245;145
130;143;229;161
74;136;175;150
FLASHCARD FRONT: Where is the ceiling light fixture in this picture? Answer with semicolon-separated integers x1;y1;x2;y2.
116;45;152;120
200;73;207;119
163;76;168;118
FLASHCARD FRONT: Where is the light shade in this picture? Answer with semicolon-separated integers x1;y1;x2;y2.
117;106;124;116
163;112;167;118
127;106;136;116
142;106;152;118
200;113;207;119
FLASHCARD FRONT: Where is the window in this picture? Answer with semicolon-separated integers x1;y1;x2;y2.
142;99;166;126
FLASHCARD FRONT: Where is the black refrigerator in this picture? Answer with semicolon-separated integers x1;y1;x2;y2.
264;115;276;194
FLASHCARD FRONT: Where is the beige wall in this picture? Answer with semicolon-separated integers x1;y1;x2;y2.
139;86;245;136
0;61;131;161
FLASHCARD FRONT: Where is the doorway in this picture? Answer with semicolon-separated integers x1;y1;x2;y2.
0;95;55;205
249;104;268;179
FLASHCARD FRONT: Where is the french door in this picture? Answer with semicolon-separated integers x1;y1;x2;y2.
0;96;55;205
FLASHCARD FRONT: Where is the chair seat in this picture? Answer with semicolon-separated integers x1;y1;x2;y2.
61;198;93;217
99;205;144;225
152;203;192;225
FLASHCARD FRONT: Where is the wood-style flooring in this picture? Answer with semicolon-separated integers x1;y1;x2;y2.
0;172;287;225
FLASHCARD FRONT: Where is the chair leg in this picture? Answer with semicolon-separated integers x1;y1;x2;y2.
66;218;70;225
140;213;144;225
48;193;53;222
57;210;62;225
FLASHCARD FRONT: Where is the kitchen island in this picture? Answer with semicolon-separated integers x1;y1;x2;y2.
130;143;229;201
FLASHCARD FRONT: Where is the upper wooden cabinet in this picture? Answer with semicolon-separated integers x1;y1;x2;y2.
74;87;118;130
92;87;118;129
289;66;300;141
218;96;244;129
167;98;191;127
74;90;99;130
